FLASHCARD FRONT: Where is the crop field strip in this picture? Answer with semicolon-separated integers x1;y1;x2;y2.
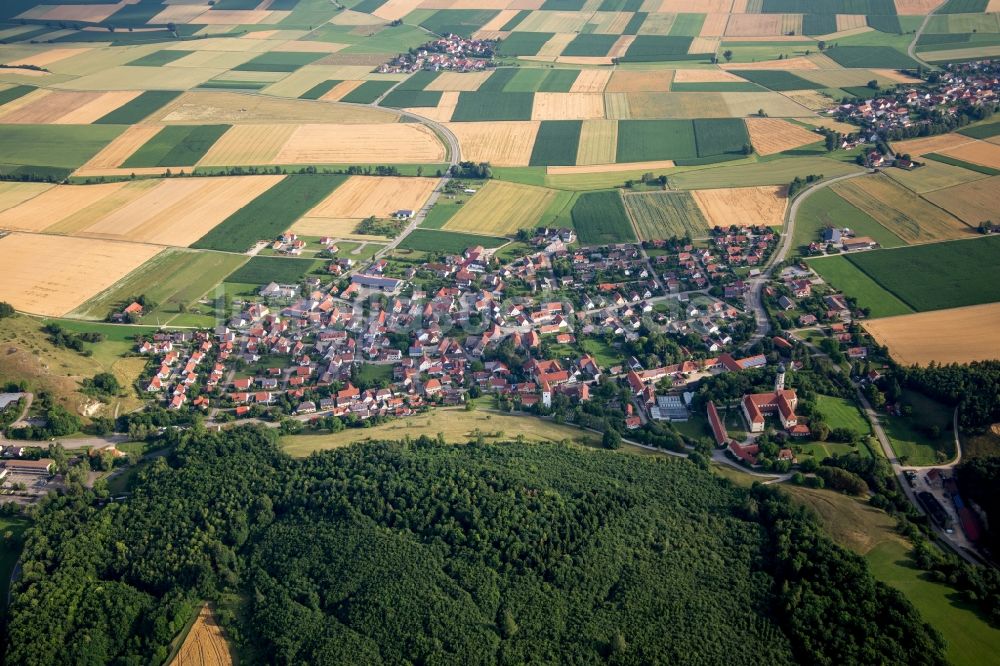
122;124;231;168
576;119;618;165
571;190;636;244
446;121;540;166
745;117;822;155
624;190;712;239
444;180;559;235
862;302;1000;367
305;176;439;220
691;185;788;229
921;175;1000;226
398;229;507;252
226;256;322;286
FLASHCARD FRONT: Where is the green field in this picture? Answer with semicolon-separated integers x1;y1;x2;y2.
225;256;322;286
0;85;34;107
501;68;550;92
340;80;394;103
807;255;913;318
670;81;765;92
126;50;189;67
397;229;506;252
815;395;871;437
233;51;326;72
958;120;1000;139
74;249;247;321
670;156;862;189
451;91;534;121
881;389;955;465
0;124;124;169
419;9;499;38
497;32;553;56
693;118;750;158
924;152;1000;176
193;175;346;252
624;190;710;240
731;70;823;91
562;34;618;57
478;68;518;92
937;0;990;13
845;235;1000;312
537;68;580;92
823;46;919;69
299;79;343;100
528;120;582;166
572;190;636;244
622;35;700;61
380;89;443;108
793;187;906;251
94;90;181;125
617;119;697;162
122;125;229;168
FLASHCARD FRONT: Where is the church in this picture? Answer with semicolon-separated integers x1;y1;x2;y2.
741;365;801;433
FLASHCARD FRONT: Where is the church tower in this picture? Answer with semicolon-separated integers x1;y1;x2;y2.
775;363;786;392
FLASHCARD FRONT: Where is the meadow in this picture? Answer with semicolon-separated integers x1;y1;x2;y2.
225;256;322;286
807;255;913;319
571;190;636;244
193;175;347;252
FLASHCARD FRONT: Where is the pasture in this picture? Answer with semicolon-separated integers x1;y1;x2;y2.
862;302;1000;367
444;181;558;235
691;185;788;229
571;190;636;244
0;233;162;317
846;235;1000;312
807;255;914;319
624;190;711;240
397;229;507;252
193;175;347;252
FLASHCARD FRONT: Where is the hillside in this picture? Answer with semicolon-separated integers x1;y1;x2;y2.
7;427;946;665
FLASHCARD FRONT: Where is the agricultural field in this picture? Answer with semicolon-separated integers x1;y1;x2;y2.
306;176;438;219
122;125;230;169
830;175;974;244
690;185;788;229
0;124;124;174
173;605;233;666
807;255;914;319
623;190;711;240
846;235;1000;312
451;91;535;121
397;229;507;252
226;256;322;286
921;175;1000;226
444;180;558;235
446;121;540;166
745;117;822;155
571;190;636;244
862;302;1000;367
792;186;906;251
883;160;988;194
528;119;582;166
273;123;446;164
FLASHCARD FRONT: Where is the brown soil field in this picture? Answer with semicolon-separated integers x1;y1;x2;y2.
174;605;233;666
781;89;834;111
319;80;364;101
863;303;1000;366
406;90;459;122
291;217;390;241
196;124;297;166
938;139;1000;170
0;182;52;215
0;182;130;232
672;68;745;83
700;13;731;37
0;233;162;317
445;180;555;235
730;0;749;9
721;56;818;70
424;70;492;91
549;159;674;175
446;120;539;166
536;33;577;58
150;91;396;125
692;185;788;229
988;0;1000;10
78;176;283;247
275;123;445;163
658;0;733;10
0;90;102;124
725;14;784;37
570;69;612;93
531;92;606;120
894;0;945;13
831;174;972;243
922;175;1000;226
891;133;974;157
576;119;618;165
307;176;437;219
43;180;161;236
7;47;92;68
745;117;820;155
55;90;142;124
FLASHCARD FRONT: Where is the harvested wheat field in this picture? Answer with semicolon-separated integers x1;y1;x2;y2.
672;69;745;83
606;70;673;93
406;91;459;122
42;180;161;235
197;124;297;166
0;233;162;317
922;176;1000;226
891;133;974;157
27;3;125;22
658;0;733;11
7;47;92;69
938;139;1000;170
425;71;492;92
77;176;282;246
570;69;612;93
55;90;142;124
0;182;132;233
746;117;820;155
781;89;834;111
576;119;618;165
308;176;437;219
831;175;971;244
894;0;945;14
870;68;921;84
721;56;817;70
291;217;390;241
700;13;731;37
798;116;858;134
604;92;631;119
275;123;445;163
548;159;675;175
193;9;280;24
174;605;233;666
150;91;396;125
834;15;869;31
480;9;521;32
532;92;605;120
447;121;540;166
536;33;577;58
373;0;423;20
691;186;788;229
445;180;556;235
863;303;1000;366
725;14;784;37
0;90;100;124
316;80;363;101
0;182;52;215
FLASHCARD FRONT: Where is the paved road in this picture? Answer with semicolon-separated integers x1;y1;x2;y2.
907;4;940;67
741;170;867;351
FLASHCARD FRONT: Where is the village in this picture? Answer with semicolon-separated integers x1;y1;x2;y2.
376;33;496;74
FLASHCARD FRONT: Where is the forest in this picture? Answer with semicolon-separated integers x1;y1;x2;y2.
900;361;1000;431
6;426;947;665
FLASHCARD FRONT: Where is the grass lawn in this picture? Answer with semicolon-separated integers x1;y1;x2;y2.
280;407;601;456
0;515;30;610
355;363;394;385
580;338;624;368
815;394;871;437
881;389;955;466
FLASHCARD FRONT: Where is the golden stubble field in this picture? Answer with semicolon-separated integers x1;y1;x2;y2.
444;180;556;235
173;605;233;666
274;123;446;163
446;121;540;166
0;233;162;317
307;176;438;219
691;185;788;228
745;117;821;155
862;302;1000;366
